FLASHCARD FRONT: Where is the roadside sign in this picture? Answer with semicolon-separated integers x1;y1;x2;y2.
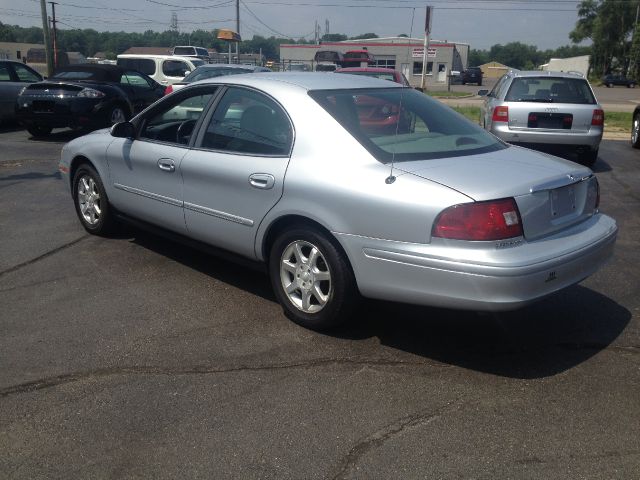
412;47;437;58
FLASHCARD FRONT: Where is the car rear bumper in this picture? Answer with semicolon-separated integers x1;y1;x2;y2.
337;213;617;311
16;97;113;128
490;124;603;149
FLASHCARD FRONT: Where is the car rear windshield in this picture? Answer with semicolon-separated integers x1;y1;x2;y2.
337;71;396;82
309;88;506;163
51;70;98;80
504;77;596;104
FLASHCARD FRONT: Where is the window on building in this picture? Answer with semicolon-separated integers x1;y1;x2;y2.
374;58;396;69
412;61;433;75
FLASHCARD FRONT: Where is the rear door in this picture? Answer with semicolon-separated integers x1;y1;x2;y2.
181;86;294;258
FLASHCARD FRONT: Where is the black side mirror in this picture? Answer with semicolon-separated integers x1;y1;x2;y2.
477;89;489;96
110;121;135;138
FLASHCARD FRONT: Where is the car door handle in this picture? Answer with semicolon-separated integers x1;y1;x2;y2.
248;173;275;189
157;158;175;172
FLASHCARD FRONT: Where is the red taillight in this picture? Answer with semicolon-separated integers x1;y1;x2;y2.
492;106;509;123
591;109;604;126
164;85;173;96
433;198;523;241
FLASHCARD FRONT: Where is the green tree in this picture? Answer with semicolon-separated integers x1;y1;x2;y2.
570;0;638;75
350;33;378;40
321;33;348;42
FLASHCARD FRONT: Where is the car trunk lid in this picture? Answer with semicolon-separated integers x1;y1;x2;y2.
396;146;599;240
21;82;85;96
505;101;597;133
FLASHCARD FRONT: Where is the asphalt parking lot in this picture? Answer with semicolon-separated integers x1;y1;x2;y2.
1;126;639;479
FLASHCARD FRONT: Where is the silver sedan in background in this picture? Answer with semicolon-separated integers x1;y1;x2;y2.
58;73;617;330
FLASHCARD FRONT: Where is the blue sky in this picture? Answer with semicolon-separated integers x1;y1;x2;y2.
0;0;586;50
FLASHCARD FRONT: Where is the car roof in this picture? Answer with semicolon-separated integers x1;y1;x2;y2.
117;54;199;62
508;70;585;79
190;71;404;91
194;64;264;71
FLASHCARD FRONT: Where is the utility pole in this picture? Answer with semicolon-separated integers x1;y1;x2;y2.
420;5;433;92
236;0;240;64
39;0;53;77
49;2;58;70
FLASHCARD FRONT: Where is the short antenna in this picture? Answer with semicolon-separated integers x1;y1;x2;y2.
387;6;417;185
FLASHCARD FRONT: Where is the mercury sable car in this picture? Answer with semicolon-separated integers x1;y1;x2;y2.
58;73;617;330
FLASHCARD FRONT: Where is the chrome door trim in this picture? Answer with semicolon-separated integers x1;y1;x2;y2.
184;201;254;227
113;183;183;207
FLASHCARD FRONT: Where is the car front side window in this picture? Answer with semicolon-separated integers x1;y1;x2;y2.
13;64;41;82
198;87;292;156
139;88;217;145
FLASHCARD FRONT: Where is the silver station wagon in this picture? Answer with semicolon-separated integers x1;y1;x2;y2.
480;71;603;166
59;73;617;330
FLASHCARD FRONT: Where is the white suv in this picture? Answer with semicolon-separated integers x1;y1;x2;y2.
116;54;205;86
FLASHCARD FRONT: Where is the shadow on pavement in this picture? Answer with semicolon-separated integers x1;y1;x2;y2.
118;225;629;380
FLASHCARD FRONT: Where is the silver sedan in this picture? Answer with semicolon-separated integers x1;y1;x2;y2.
58;73;617;330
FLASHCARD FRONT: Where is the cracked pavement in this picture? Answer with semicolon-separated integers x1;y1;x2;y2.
0;127;639;479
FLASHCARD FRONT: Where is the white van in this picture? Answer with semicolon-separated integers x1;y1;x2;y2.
116;54;205;85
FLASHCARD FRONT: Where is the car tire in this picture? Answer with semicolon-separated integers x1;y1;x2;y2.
583;148;598;167
72;164;115;235
632;114;640;149
630;83;636;88
108;105;128;125
268;226;358;330
27;125;52;137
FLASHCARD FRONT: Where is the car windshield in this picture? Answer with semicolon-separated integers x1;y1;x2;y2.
185;67;252;82
309;88;506;163
504;77;596;104
338;71;396;82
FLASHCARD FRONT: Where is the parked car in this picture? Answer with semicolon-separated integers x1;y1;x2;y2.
164;64;272;95
170;46;211;61
116;54;205;86
479;70;603;166
601;74;636;88
285;63;310;72
16;64;164;137
59;73;617;330
315;63;338;72
314;50;343;65
462;67;483;86
0;60;42;123
335;67;410;86
341;50;375;67
631;104;640;149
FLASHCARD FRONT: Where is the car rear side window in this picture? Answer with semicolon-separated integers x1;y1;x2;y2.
199;87;292;156
163;60;190;77
505;77;596;104
0;65;11;81
13;64;40;82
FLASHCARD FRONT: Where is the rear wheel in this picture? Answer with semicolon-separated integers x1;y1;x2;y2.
27;125;52;137
268;226;358;330
632;114;640;149
72;164;115;235
629;83;636;88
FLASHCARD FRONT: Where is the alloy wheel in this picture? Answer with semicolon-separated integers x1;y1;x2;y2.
279;240;332;313
77;175;102;225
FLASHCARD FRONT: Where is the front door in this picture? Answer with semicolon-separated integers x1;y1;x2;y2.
106;86;218;233
182;86;294;259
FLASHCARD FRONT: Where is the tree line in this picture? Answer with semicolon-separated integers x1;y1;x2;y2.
1;21;593;72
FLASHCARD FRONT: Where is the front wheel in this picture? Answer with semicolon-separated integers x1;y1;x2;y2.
27;125;52;137
269;226;358;330
632;114;640;149
72;164;115;235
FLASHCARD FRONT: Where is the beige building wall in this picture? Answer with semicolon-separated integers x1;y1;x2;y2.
0;42;43;62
